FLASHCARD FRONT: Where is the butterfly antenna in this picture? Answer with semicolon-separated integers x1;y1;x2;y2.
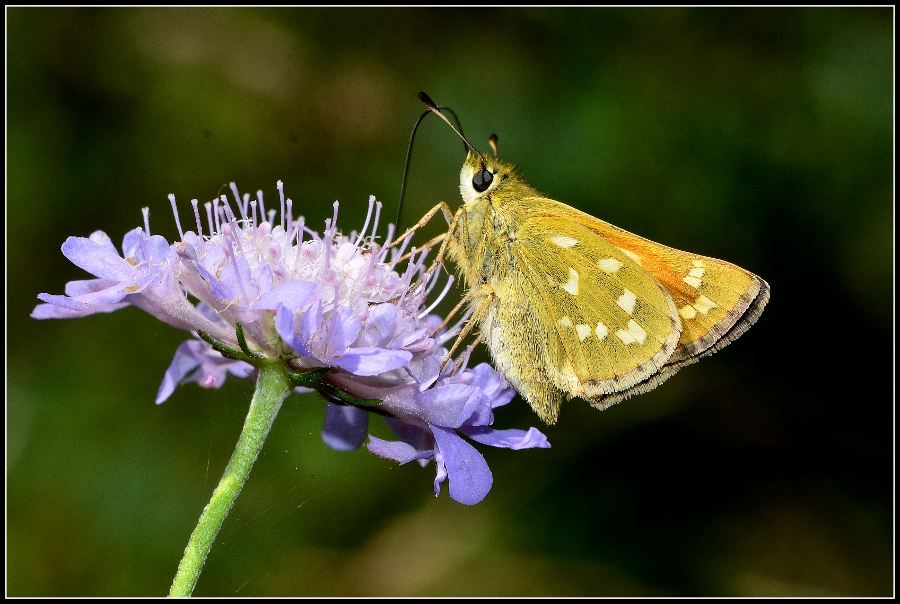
418;92;486;163
395;95;468;232
489;134;499;156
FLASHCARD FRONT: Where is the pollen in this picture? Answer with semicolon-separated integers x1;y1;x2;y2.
550;235;579;248
617;288;637;314
598;257;624;273
693;294;717;315
576;324;592;341
562;268;579;295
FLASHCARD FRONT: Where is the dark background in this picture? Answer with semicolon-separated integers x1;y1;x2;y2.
7;7;893;596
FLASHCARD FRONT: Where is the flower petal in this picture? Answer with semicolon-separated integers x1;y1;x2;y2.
31;298;128;318
156;340;204;404
461;426;551;450
430;425;492;505
469;362;516;408
367;435;432;464
251;280;317;311
275;304;311;356
61;236;137;281
326;305;362;354
155;339;254;404
332;347;412;376
322;404;369;451
418;383;486;428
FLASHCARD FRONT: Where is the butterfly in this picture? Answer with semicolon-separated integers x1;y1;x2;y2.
404;92;769;425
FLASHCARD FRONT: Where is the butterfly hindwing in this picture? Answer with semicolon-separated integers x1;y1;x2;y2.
510;213;682;399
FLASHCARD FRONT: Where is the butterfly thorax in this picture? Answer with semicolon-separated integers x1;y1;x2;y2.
448;152;541;290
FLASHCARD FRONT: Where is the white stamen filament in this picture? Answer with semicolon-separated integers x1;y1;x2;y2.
256;189;266;218
277;181;286;231
378;223;397;264
204;202;215;236
436;306;474;346
419;274;455;319
220;224;251;305
228;183;248;222
354;196;376;247
285;196;294;236
168;194;184;239
369;200;382;245
191;199;203;238
212;198;222;233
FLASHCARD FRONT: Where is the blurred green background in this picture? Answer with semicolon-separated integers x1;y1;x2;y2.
7;7;893;597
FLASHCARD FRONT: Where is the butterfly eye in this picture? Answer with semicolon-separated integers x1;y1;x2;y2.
472;169;494;193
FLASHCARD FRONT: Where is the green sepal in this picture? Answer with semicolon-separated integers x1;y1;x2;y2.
197;330;246;361
235;322;265;360
287;366;331;386
318;383;383;407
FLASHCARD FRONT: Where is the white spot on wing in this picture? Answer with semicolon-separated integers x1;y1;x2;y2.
616;329;636;345
619;248;643;265
562;268;579;296
558;316;573;328
598;257;624;273
576;324;592;341
679;305;697;320
683;276;702;288
626;319;647;344
617;288;637;314
549;235;579;248
595;321;608;340
684;266;705;288
693;295;717;315
615;320;647;345
692;260;705;268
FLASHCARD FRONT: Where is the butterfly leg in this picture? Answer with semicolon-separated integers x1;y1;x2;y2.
449;330;486;376
434;289;475;334
405;205;466;295
384;201;456;249
391;231;446;265
438;285;493;372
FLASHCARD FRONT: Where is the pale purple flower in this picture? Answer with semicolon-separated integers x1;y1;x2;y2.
33;181;550;504
366;361;550;505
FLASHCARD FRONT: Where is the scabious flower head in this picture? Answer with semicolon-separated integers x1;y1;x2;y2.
34;182;550;504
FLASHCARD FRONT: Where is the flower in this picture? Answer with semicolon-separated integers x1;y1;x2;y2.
366;361;550;505
33;182;550;504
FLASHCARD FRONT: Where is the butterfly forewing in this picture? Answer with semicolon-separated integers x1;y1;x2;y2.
513;213;682;397
549;201;769;363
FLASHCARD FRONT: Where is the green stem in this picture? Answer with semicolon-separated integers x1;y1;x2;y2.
168;362;292;597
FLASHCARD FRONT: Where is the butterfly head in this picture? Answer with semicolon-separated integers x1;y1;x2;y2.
417;92;527;206
459;150;526;205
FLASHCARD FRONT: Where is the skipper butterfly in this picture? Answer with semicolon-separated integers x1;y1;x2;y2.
404;93;769;425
